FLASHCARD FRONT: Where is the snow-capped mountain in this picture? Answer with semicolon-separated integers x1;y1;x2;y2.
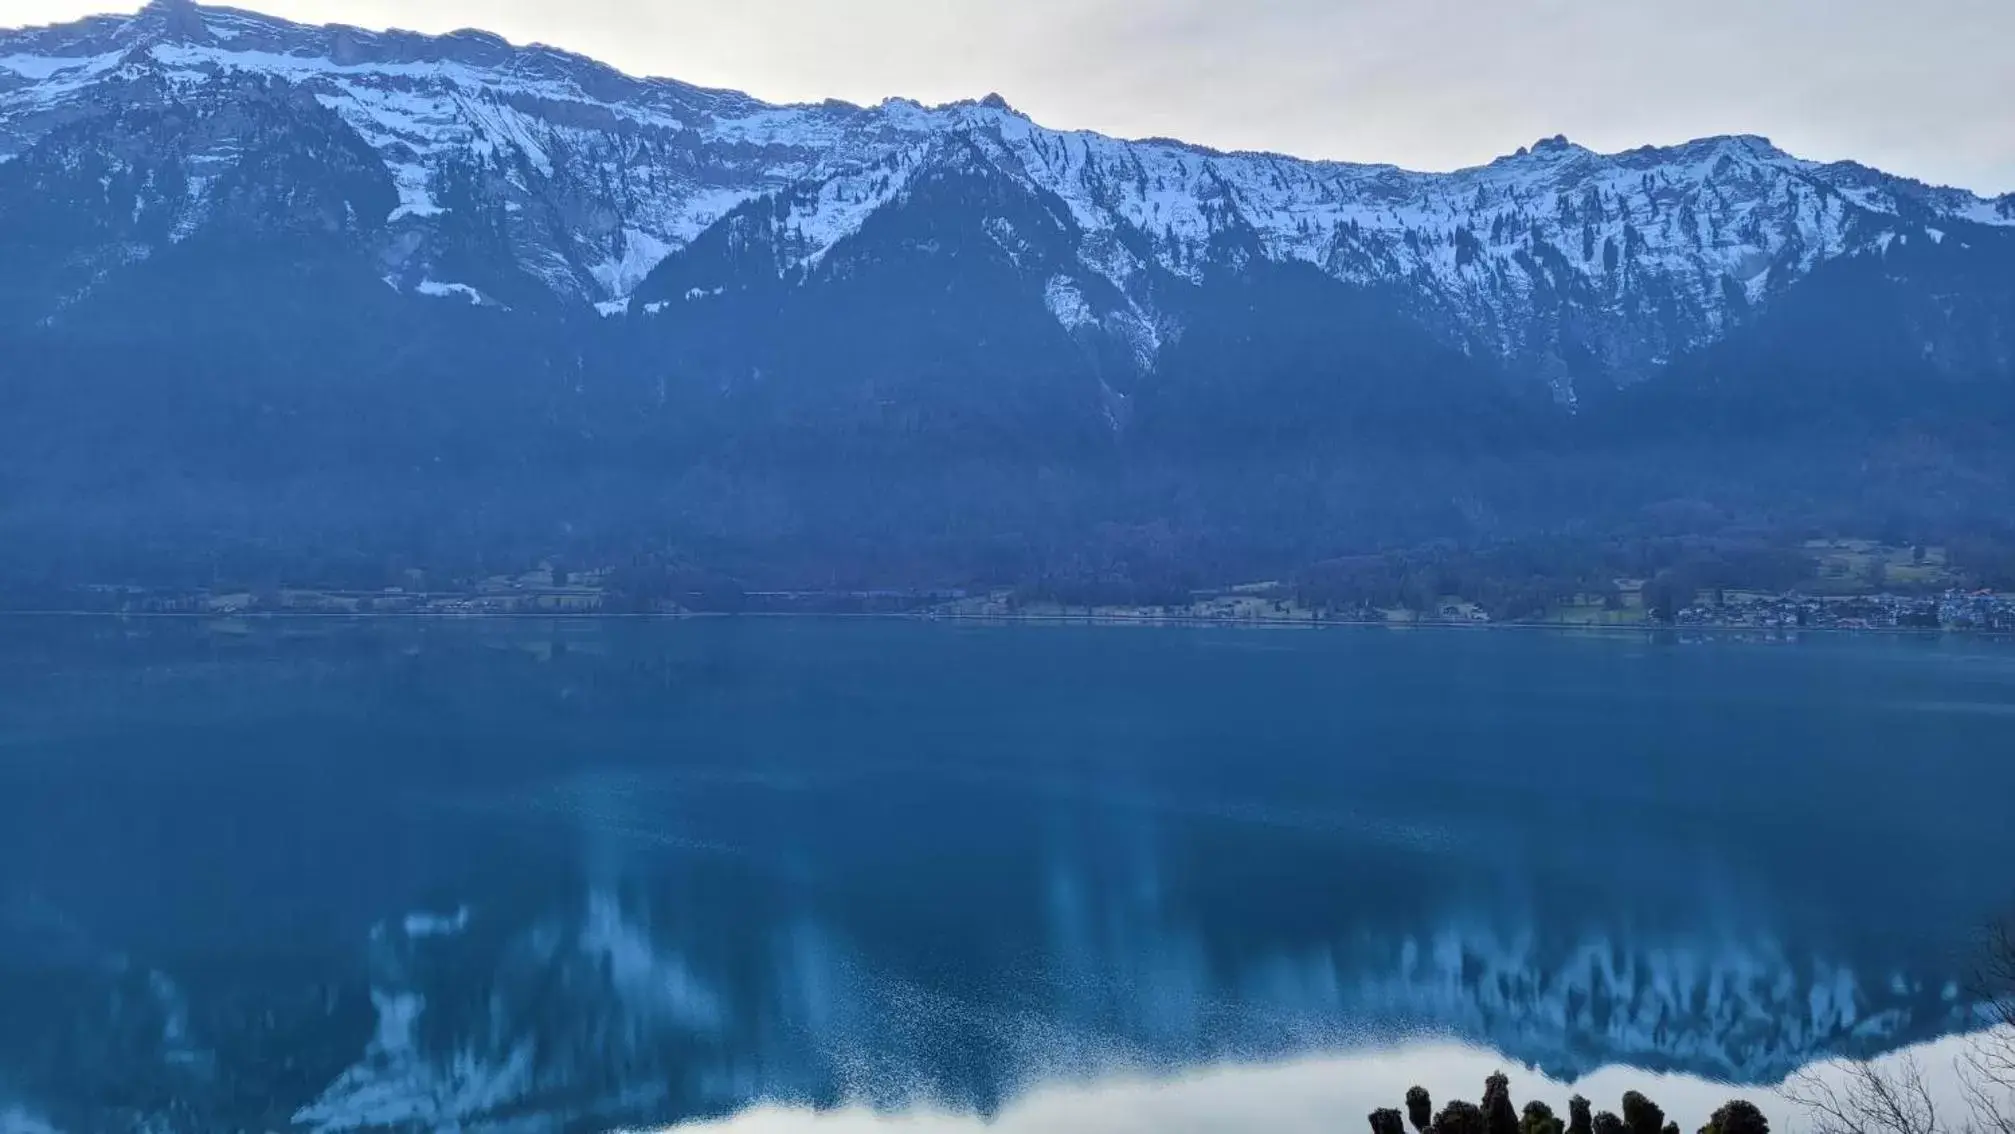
5;0;2015;586
4;0;2011;397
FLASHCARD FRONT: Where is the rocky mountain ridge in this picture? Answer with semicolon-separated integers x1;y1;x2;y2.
6;0;2012;397
5;1;2015;587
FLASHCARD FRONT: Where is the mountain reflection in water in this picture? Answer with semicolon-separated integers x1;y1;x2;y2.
0;618;2011;1134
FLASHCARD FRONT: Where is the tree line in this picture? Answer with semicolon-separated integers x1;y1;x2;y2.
1365;1076;1768;1134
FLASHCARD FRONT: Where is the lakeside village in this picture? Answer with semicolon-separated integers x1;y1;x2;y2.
57;541;2015;634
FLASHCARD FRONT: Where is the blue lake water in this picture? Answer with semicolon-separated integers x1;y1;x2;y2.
1;618;2012;1133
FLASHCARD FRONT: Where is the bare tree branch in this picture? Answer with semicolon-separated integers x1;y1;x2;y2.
1781;1055;1942;1134
1981;919;2015;1035
1956;1051;2014;1134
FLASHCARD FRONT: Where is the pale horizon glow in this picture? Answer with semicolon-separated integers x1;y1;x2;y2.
6;0;2014;194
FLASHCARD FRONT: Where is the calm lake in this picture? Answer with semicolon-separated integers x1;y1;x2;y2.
1;618;2011;1133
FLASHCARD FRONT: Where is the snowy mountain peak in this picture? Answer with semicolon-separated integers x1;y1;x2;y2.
136;0;211;42
1520;133;1583;156
1;1;2009;389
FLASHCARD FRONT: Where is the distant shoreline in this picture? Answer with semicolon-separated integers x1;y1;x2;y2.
2;607;2009;639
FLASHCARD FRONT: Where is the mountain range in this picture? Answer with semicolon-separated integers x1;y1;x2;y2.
4;0;2014;589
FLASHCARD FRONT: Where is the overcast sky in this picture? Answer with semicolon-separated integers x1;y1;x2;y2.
13;0;2015;193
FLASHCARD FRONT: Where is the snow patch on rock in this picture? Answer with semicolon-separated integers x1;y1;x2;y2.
415;279;485;305
1044;275;1097;332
